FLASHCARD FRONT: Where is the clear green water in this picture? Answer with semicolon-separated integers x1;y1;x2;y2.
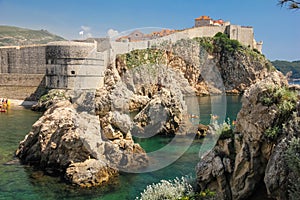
0;96;242;200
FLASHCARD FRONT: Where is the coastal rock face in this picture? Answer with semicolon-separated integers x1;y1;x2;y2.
100;111;148;171
31;89;70;111
196;71;300;199
230;72;287;199
115;38;271;95
16;100;148;187
95;63;194;137
264;112;300;200
133;88;189;136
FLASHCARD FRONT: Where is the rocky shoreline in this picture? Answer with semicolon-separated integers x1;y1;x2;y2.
14;36;293;192
196;72;300;199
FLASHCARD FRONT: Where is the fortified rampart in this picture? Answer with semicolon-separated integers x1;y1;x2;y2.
0;24;262;100
45;41;105;90
0;41;105;100
108;24;262;61
0;45;46;74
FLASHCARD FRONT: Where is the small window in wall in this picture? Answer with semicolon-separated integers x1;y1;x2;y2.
71;70;76;75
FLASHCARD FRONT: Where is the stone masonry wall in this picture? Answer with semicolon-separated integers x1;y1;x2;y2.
0;45;47;100
45;41;105;90
0;45;46;74
109;25;256;61
0;74;45;100
0;24;260;100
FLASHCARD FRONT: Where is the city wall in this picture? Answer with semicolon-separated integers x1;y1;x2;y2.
0;24;262;100
0;41;105;100
45;41;105;90
0;73;45;100
108;25;260;61
0;45;46;74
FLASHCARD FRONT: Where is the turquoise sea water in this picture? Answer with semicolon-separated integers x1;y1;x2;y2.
0;96;242;200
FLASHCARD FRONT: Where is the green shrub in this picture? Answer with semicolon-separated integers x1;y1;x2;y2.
213;32;242;54
278;100;297;118
118;48;166;69
259;86;297;114
193;37;214;54
264;126;280;140
286;137;300;200
213;118;234;140
260;86;298;141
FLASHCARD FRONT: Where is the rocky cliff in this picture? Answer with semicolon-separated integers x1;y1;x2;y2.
196;72;300;199
116;33;273;95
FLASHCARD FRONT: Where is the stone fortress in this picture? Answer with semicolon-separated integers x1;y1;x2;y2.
0;16;263;100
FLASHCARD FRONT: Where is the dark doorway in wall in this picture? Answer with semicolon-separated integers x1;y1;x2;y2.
71;70;75;75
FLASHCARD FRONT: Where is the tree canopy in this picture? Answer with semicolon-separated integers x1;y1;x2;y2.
278;0;300;9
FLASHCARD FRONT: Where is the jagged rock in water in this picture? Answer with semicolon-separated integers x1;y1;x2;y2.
65;159;118;188
16;100;148;187
195;71;300;199
132;88;191;136
100;110;148;171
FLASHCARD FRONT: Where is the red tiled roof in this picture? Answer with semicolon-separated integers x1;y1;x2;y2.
195;15;211;20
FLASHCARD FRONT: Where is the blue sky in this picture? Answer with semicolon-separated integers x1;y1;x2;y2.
0;0;299;61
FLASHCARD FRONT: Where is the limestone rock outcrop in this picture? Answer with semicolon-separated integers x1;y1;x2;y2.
31;89;70;111
16;100;148;187
116;38;272;96
133;88;189;136
196;71;300;199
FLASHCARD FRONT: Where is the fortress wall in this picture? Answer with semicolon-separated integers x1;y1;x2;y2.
0;73;45;100
226;25;254;48
0;45;46;74
185;26;226;38
238;27;254;48
46;42;97;61
45;42;105;90
110;26;228;58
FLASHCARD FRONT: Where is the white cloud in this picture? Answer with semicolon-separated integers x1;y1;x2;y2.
107;29;119;38
79;26;93;39
81;25;91;32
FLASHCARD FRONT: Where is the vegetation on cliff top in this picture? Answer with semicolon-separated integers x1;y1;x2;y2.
0;25;65;46
117;48;166;69
117;32;269;71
